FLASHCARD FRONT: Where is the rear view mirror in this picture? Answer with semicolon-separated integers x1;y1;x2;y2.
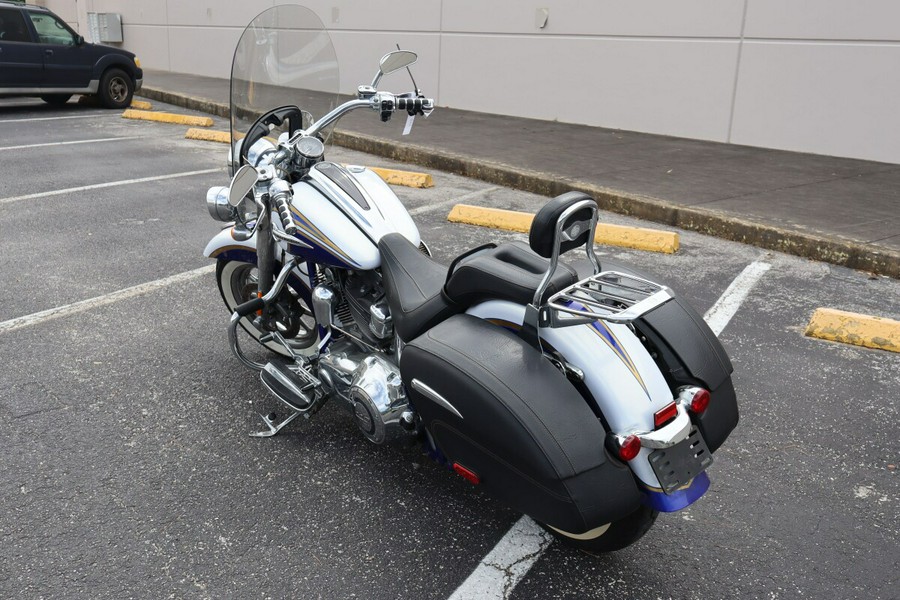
372;50;418;88
228;165;258;207
379;50;417;75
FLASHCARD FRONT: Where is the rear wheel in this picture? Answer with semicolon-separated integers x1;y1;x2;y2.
540;505;658;553
216;259;319;357
99;68;134;109
40;94;72;105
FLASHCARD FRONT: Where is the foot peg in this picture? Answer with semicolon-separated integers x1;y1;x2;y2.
251;361;323;437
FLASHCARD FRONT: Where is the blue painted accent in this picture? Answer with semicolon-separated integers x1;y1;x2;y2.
640;472;710;512
591;321;627;356
216;249;257;265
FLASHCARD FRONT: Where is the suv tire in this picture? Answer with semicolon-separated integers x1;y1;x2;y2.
98;68;133;109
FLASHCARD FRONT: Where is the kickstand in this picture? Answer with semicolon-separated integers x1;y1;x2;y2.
249;409;304;437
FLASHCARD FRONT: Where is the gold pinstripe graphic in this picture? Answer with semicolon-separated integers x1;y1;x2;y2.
588;320;650;397
289;207;358;266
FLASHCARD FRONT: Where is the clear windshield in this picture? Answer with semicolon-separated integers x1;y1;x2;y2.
229;5;340;173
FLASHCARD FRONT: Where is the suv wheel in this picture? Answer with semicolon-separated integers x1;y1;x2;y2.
99;68;133;109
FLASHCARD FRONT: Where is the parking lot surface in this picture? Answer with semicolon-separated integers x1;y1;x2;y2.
1;98;897;599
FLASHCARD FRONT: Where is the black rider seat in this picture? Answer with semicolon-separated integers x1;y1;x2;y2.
378;234;579;342
377;233;458;342
443;241;578;306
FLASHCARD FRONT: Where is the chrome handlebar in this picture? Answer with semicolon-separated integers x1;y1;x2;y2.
304;90;433;138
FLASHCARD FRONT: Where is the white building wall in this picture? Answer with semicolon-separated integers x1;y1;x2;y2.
37;0;900;164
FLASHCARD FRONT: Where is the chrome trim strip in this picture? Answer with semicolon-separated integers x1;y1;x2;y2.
0;80;99;95
622;404;692;449
411;379;463;419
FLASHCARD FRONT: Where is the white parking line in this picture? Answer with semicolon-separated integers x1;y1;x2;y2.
448;517;552;600
703;259;772;336
407;186;500;216
0;168;221;206
0;264;215;334
0;113;116;123
0;136;143;152
448;258;772;600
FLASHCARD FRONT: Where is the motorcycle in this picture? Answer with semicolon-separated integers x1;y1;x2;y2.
203;5;739;553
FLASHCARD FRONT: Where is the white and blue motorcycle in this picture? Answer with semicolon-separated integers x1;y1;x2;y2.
204;5;738;553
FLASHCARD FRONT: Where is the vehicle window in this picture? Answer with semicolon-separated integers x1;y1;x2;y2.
0;7;31;43
26;11;75;46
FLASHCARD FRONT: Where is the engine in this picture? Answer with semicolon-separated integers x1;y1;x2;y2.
312;277;414;444
341;271;394;345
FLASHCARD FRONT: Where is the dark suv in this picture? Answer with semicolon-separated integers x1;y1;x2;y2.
0;1;142;108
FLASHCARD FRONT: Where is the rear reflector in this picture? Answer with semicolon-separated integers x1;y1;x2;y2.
654;402;678;428
453;462;480;485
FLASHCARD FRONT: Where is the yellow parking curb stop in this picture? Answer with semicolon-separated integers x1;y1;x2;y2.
804;308;900;353
367;167;434;188
447;204;679;254
185;128;231;143
129;100;153;110
122;109;214;127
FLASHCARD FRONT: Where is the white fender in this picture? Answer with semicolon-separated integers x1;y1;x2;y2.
203;225;256;260
466;299;673;488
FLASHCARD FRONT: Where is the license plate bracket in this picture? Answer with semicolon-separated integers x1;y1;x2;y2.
648;427;713;494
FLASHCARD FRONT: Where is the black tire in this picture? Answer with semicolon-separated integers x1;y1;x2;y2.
40;94;72;105
540;505;658;554
215;259;319;357
98;68;134;109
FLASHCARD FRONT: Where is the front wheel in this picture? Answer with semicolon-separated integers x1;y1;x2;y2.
216;259;319;357
98;68;134;109
540;505;658;553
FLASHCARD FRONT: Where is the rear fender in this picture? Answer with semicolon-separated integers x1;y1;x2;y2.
466;299;673;489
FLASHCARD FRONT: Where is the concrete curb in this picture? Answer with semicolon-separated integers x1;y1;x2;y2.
805;308;900;353
447;204;679;254
139;86;900;278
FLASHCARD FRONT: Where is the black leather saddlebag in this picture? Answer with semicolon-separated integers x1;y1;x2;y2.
400;314;641;533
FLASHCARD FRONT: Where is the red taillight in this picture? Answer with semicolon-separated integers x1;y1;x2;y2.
617;434;642;462
689;389;711;414
654;402;678;429
453;462;480;485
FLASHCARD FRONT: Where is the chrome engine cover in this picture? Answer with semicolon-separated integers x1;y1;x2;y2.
317;343;412;444
349;355;408;444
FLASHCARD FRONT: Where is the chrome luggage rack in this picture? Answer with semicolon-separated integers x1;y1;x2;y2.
539;271;673;328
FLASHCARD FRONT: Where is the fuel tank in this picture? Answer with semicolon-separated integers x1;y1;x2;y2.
288;162;420;270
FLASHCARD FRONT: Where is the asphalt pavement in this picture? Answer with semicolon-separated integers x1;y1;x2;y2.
0;97;897;599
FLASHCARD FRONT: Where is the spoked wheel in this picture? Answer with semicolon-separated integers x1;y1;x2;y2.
216;260;319;357
539;505;658;554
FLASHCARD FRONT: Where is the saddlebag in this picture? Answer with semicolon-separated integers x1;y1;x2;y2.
400;314;641;533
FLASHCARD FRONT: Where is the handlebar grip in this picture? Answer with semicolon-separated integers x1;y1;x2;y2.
273;194;297;235
235;297;265;317
396;97;433;115
268;179;297;235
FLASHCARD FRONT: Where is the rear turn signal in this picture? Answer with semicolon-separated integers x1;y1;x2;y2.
453;463;480;485
616;434;642;462
677;386;711;415
690;388;710;414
